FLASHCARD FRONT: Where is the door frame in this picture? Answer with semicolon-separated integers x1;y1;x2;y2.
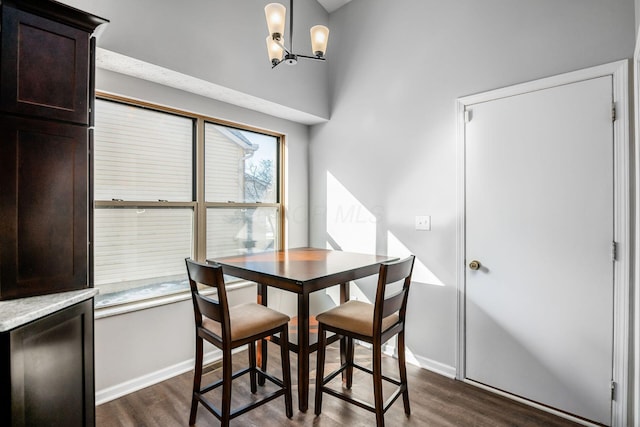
632;32;640;427
456;60;631;426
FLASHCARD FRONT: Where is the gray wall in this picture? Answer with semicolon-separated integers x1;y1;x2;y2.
60;0;330;120
56;0;638;415
637;0;640;34
56;0;318;402
309;0;635;372
91;68;311;398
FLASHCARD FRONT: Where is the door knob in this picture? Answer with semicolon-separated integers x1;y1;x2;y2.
469;260;481;270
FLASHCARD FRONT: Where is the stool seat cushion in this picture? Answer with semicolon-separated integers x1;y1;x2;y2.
316;300;399;338
203;303;290;342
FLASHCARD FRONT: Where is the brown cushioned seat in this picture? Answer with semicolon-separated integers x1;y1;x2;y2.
203;303;290;341
315;300;399;338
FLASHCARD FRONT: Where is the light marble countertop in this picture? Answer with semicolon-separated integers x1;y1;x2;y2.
0;288;98;333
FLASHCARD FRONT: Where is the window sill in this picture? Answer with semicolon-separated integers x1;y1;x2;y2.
94;280;256;319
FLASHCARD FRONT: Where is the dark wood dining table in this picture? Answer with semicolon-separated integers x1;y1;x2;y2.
209;247;397;412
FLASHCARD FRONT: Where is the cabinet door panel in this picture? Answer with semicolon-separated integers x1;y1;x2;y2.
7;300;95;427
0;117;88;299
0;5;89;124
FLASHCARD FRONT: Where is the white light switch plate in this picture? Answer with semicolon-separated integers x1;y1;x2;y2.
415;215;431;231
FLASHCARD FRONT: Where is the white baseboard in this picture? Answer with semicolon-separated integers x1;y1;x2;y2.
381;342;457;379
409;353;457;379
95;349;222;405
96;345;457;405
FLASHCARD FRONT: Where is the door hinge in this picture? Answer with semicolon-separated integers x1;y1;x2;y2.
611;103;616;122
611;380;616;400
611;241;617;262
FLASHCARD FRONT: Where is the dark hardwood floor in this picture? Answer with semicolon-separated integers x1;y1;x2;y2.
96;342;582;426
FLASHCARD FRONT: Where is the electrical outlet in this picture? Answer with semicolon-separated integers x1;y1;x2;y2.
415;215;431;231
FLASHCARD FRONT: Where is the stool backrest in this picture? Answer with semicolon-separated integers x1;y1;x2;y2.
373;256;415;336
185;258;231;341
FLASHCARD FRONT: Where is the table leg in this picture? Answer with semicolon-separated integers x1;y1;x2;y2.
340;282;351;384
297;292;310;412
257;282;267;386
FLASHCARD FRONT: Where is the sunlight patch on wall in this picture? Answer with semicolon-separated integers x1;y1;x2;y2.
388;231;444;286
326;171;376;253
322;278;374;309
381;339;420;367
404;346;422;366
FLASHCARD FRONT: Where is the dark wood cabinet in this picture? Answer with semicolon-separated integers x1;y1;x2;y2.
0;299;95;427
0;2;106;425
0;5;90;124
0;0;108;300
0;117;89;299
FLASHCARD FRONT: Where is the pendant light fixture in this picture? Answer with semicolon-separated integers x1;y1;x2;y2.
265;1;329;68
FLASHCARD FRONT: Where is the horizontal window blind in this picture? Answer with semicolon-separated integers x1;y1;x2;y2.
205;124;245;202
94;208;193;290
94;100;193;202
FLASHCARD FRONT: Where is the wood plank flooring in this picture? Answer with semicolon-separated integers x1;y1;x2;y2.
96;342;582;426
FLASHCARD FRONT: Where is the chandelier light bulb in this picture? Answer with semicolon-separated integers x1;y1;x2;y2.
266;35;285;66
265;3;286;38
310;25;329;57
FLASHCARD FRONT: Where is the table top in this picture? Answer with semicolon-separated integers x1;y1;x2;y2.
210;247;397;293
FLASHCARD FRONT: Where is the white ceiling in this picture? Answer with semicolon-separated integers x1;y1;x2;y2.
317;0;352;13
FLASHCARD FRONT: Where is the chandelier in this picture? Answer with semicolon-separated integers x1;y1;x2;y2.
265;1;330;68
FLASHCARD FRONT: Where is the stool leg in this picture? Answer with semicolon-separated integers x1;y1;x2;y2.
257;283;268;386
258;337;267;386
339;334;347;383
221;347;233;427
398;330;410;415
314;324;327;415
345;336;354;389
189;336;203;425
373;344;385;427
280;327;293;418
249;340;257;393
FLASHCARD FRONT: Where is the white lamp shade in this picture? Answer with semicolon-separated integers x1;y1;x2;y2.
310;25;329;57
266;35;284;63
265;3;286;37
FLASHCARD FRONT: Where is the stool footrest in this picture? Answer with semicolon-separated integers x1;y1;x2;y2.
319;361;406;414
196;365;288;422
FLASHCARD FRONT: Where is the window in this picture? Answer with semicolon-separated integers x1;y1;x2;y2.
204;123;280;258
93;97;283;308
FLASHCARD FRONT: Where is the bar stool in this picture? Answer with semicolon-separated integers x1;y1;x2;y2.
185;258;293;426
314;256;415;427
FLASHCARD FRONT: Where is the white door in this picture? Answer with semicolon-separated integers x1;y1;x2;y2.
464;76;614;424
